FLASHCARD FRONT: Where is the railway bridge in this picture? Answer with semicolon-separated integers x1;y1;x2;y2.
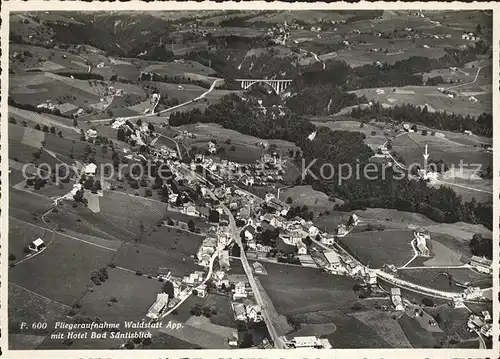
235;79;293;95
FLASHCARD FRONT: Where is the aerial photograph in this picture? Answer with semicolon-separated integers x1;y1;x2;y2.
7;9;493;351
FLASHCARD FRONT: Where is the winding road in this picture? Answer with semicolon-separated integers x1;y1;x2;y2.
90;79;222;124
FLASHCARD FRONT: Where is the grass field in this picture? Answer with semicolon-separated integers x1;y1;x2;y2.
142;225;204;258
76;267;163;322
291;309;391;348
398;267;492;293
8;216;51;262
350;84;491;117
9;232;115;306
143;60;216;77
392;132;492;169
114;242;200;277
259;263;360;316
423;235;469;266
97;191;167;236
8;284;68;337
348;310;412;348
398;314;444;348
312;120;388;149
278;185;344;212
338;229;415;268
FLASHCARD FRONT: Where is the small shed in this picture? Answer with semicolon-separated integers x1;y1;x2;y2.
29;238;45;252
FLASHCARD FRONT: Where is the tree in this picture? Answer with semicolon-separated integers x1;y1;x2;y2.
422;297;434;307
208;210;220;223
421;129;428;136
73;119;78;127
136;119;142;126
469;233;492;259
34;124;41;130
302;236;312;246
286;197;293;204
239;332;253;348
231;244;241;257
476;24;482;34
42;125;49;132
162;281;175;297
371;131;376;136
50;126;56;134
188;219;195;231
411;124;418;132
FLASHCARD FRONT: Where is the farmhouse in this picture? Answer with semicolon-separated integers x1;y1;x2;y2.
232;303;247;321
253;262;265;274
288;336;322;348
337;224;349;236
320;234;335;246
195;283;207;298
29;238;46;252
297;240;307;255
84;163;97;177
391;288;404;311
324;251;342;273
212;270;230;289
56;103;79;117
146;293;169;320
246;305;263;322
241;223;257;241
414;228;431;256
233;281;247;300
464;130;472;136
470;255;492;274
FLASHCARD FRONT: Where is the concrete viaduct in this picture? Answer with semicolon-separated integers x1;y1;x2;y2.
236;79;293;95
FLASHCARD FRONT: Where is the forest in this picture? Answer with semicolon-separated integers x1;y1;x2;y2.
169;93;492;230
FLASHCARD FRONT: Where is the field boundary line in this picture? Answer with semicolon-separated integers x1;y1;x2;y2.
9;281;72;309
11;216;119;252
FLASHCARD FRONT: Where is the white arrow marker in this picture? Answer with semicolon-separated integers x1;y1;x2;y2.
423;144;429;161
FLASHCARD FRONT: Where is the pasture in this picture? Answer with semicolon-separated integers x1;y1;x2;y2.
8;284;68;338
397;267;492;293
141;225;204;258
392;132;492;169
8;217;52;263
338;229;415;268
9;232;115;306
76;267;163;322
114;241;200;277
348;310;413;348
290;309;391;348
350;85;491;117
143;60;216;77
259;263;360;316
278;185;343;212
97;191;166;236
312;120;388;149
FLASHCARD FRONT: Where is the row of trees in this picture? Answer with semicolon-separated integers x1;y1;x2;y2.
350;102;492;137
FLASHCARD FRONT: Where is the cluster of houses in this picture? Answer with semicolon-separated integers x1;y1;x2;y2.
35;100;85;118
467;310;492;337
197;225;231;269
193;150;286;187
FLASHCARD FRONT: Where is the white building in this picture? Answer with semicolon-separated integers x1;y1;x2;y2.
233;281;247;300
324;251;342;272
84;163;97;177
147;293;169;319
289;336;322;348
29;238;46;252
391;288;404;311
195;283;207;298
